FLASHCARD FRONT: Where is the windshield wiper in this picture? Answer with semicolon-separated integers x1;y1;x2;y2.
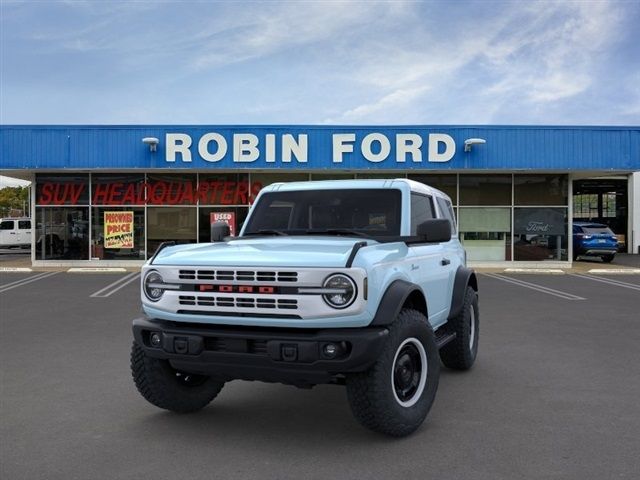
305;229;371;238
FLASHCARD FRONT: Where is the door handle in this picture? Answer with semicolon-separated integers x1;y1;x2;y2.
441;258;451;266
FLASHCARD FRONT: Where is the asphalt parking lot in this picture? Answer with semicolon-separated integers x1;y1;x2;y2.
1;269;640;479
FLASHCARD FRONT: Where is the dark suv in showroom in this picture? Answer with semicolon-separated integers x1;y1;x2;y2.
573;222;619;262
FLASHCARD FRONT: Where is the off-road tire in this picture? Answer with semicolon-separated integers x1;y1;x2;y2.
346;309;440;437
602;254;615;263
131;342;224;413
439;286;479;370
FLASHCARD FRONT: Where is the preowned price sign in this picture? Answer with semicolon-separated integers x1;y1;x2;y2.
104;211;134;248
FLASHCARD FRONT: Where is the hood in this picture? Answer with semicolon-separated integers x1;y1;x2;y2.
151;236;372;268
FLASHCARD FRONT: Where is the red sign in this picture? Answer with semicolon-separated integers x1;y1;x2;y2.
37;181;262;206
211;212;236;236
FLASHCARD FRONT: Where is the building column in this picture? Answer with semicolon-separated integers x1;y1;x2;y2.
631;172;640;254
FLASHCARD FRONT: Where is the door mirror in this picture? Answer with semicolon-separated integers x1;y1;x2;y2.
210;222;231;242
416;219;451;243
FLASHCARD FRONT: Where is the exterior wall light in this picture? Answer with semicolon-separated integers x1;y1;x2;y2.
142;137;160;152
464;138;486;152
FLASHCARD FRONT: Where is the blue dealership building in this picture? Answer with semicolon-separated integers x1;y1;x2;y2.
1;125;639;266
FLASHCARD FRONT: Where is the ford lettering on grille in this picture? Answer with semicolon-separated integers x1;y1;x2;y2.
199;285;277;294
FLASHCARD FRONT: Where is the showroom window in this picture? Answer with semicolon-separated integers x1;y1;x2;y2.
515;174;568;206
514;208;568;261
36;174;90;206
91;207;145;260
32;172;570;263
36;207;90;260
92;174;146;206
147;207;197;255
459;208;511;261
146;174;198;206
459;175;512;206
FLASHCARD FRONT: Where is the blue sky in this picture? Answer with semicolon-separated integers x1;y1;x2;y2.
1;0;639;125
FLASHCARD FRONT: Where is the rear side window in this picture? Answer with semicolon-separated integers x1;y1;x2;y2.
410;193;435;235
0;220;14;230
18;220;31;229
436;197;457;234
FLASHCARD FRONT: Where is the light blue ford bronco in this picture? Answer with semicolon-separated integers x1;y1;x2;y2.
131;179;479;436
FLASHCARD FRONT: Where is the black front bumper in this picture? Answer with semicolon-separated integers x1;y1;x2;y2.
132;317;389;386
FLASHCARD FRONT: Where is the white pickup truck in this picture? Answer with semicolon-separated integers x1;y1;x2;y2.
0;217;32;249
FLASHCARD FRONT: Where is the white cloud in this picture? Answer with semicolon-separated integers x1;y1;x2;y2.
191;2;408;69
324;85;430;124
328;0;630;124
481;1;623;103
0;176;31;188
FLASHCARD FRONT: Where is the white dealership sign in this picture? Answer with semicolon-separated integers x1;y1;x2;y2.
165;132;456;165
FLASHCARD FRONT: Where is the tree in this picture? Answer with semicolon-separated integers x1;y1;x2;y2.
0;186;29;217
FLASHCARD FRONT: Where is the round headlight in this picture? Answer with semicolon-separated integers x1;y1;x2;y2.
322;274;356;309
144;270;165;302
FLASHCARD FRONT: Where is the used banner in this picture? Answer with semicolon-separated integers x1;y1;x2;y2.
211;211;236;236
104;211;134;248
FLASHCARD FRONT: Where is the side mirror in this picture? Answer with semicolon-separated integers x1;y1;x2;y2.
416;219;451;243
211;222;231;242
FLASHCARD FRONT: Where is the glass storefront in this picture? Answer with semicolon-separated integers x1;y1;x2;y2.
36;207;89;260
514;208;568;261
91;207;145;260
34;172;570;262
459;208;511;261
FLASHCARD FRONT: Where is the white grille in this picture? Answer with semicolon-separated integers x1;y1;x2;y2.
179;295;298;310
178;269;298;283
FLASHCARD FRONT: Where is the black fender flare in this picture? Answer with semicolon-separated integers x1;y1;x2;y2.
370;279;427;326
448;266;478;321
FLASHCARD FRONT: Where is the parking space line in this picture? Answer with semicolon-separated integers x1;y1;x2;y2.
483;273;586;300
90;272;140;298
0;272;60;294
569;274;640;291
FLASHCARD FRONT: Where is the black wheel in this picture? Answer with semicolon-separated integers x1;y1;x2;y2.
602;254;615;263
439;286;479;370
346;309;440;437
131;342;224;413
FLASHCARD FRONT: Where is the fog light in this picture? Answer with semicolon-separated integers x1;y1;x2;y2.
323;343;338;358
150;332;161;347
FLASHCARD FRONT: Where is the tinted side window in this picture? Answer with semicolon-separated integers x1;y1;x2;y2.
410;193;434;235
18;220;31;229
0;220;14;230
437;197;457;234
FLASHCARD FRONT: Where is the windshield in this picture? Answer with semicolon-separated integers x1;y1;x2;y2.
243;189;402;238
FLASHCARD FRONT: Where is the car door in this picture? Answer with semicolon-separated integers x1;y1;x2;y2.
407;193;450;326
435;196;460;304
18;219;32;245
1;220;17;246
